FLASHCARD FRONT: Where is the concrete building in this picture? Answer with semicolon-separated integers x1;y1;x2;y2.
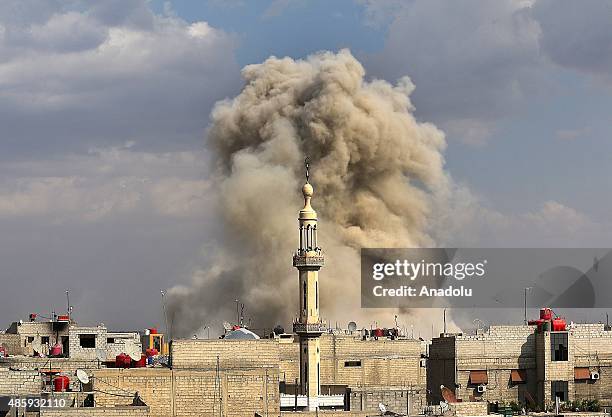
3;318;141;361
428;310;612;410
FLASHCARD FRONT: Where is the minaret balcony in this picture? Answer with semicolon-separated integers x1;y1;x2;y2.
293;253;324;268
293;321;327;335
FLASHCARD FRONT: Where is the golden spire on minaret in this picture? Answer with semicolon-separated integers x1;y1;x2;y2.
293;157;325;410
300;158;316;226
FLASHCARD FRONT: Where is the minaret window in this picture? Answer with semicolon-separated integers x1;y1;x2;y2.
299;225;303;252
316;281;318;310
303;281;307;313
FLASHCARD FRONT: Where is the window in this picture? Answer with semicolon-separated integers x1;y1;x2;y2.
469;370;488;385
551;332;568;361
551;381;568;401
303;281;307;311
79;334;96;348
107;338;115;344
27;336;34;344
41;337;50;345
344;360;362;367
510;369;527;384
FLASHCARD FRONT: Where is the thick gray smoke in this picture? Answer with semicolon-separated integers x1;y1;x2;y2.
166;49;450;338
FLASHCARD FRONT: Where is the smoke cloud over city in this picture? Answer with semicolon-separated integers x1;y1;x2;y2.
166;49;450;338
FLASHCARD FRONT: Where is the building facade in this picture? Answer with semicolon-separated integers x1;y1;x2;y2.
428;319;612;409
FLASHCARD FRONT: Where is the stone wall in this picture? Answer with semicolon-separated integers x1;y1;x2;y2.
40;406;149;417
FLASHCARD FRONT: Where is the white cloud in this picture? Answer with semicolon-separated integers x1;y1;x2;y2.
360;0;548;145
0;0;239;154
433;185;610;247
532;0;612;83
0;147;212;222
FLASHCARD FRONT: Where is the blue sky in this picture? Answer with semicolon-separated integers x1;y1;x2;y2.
1;0;611;331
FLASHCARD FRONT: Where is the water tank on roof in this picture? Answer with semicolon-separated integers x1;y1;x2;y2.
53;376;70;392
552;318;567;332
540;308;553;321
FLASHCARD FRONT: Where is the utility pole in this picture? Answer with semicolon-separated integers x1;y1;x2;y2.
66;289;71;320
443;309;447;334
160;290;169;339
524;287;532;325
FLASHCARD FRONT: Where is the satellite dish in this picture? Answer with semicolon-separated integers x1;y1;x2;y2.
379;403;387;414
127;348;142;361
76;369;90;385
348;321;357;332
441;384;458;403
222;321;232;331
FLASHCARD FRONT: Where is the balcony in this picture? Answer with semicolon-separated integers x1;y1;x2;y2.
292;254;324;268
293;322;327;334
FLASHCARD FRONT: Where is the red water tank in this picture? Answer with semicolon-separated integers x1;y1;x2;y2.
149;328;158;334
134;354;147;368
540;308;553;321
145;348;159;357
552;318;567;332
373;328;384;338
115;353;132;368
53;375;70;392
50;343;63;357
0;347;7;358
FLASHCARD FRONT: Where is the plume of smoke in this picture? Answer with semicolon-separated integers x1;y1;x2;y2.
166;49;451;338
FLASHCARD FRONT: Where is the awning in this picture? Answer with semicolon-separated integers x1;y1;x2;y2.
574;367;591;380
511;369;527;384
469;370;488;385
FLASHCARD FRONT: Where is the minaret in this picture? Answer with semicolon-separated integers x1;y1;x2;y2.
293;158;326;411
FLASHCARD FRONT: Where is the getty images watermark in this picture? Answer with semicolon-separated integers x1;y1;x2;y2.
361;248;612;308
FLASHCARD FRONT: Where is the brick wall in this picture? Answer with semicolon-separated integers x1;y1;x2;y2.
106;332;142;361
281;412;370;417
0;368;42;395
349;386;424;415
40;406;149;417
0;333;23;355
170;339;280;370
427;335;455;404
428;327;539;404
448;401;488;416
279;334;426;411
92;367;280;417
69;326;108;360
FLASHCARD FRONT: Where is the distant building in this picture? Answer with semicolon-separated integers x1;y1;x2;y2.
428;308;612;409
3;318;141;361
